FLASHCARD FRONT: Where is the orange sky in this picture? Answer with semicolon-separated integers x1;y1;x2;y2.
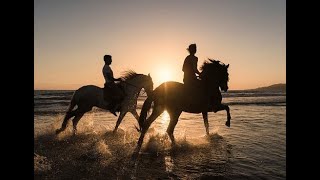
34;0;285;90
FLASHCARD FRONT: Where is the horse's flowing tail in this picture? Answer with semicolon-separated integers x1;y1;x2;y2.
67;92;77;113
138;96;154;131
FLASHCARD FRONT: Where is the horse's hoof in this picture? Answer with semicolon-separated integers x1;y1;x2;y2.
171;141;177;147
225;121;230;127
131;152;139;162
134;125;141;133
129;158;138;169
72;131;77;136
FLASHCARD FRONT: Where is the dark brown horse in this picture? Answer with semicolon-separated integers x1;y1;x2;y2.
132;59;230;159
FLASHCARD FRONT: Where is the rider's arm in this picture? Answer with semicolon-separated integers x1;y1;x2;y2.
106;73;121;82
193;57;201;75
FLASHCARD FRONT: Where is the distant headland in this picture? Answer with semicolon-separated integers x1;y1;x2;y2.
246;83;286;92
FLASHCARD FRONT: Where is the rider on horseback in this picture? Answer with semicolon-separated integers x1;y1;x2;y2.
182;44;221;111
182;43;201;87
103;54;124;116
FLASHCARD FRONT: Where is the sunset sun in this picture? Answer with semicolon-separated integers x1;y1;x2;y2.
155;68;173;85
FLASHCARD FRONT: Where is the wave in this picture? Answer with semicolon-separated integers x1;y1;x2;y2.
34;94;285;104
33;90;286;116
34;90;285;98
225;101;286;106
35;101;71;106
34;90;74;96
222;91;285;98
34;100;286;116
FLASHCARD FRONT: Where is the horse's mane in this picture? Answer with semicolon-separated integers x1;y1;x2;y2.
200;58;229;82
120;70;143;81
200;59;225;71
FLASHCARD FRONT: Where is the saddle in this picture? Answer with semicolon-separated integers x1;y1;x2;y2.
183;78;202;92
103;82;126;103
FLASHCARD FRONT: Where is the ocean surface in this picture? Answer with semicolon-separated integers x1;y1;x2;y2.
34;89;286;179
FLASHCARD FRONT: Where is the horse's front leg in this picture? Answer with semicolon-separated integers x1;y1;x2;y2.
113;111;127;133
212;104;231;127
202;112;210;135
223;105;231;127
131;109;140;122
130;109;142;132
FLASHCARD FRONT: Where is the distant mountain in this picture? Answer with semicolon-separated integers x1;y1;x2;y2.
247;83;286;92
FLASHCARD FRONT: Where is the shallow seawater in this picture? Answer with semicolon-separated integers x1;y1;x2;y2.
34;107;285;179
34;90;286;179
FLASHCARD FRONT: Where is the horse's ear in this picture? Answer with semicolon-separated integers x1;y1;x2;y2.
226;64;229;68
148;73;150;77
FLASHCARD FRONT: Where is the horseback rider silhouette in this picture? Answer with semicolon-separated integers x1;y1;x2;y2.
182;43;201;88
103;55;124;116
182;44;222;112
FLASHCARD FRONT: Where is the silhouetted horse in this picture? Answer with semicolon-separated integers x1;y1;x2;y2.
56;71;153;135
132;60;230;158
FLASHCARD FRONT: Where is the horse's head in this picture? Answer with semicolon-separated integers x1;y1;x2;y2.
143;73;154;96
217;62;229;92
120;70;154;96
200;59;230;92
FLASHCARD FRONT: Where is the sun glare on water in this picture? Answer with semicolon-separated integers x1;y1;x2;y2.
160;110;170;133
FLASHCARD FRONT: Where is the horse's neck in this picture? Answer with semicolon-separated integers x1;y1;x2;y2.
124;78;142;94
196;80;220;99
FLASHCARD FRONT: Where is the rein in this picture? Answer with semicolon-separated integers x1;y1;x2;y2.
121;81;141;89
122;80;149;96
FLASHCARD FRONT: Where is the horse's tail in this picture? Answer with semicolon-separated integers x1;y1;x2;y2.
66;91;77;113
138;96;154;131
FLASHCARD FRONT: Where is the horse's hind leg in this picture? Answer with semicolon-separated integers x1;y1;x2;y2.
113;111;127;133
72;113;85;136
202;112;210;135
56;98;77;135
56;110;76;135
72;107;92;135
166;110;182;145
132;106;164;160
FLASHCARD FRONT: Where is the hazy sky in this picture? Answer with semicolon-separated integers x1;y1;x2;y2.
34;0;285;90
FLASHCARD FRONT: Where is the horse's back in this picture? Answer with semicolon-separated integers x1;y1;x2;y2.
73;85;103;103
156;81;184;91
77;85;102;92
154;81;207;111
154;81;185;100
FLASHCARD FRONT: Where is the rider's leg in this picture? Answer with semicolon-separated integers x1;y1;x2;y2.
109;93;124;116
104;83;118;116
109;99;118;116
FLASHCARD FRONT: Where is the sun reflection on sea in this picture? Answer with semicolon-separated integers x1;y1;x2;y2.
159;110;170;134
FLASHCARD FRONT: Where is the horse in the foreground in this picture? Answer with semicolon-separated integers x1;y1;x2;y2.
132;60;230;158
56;71;153;135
